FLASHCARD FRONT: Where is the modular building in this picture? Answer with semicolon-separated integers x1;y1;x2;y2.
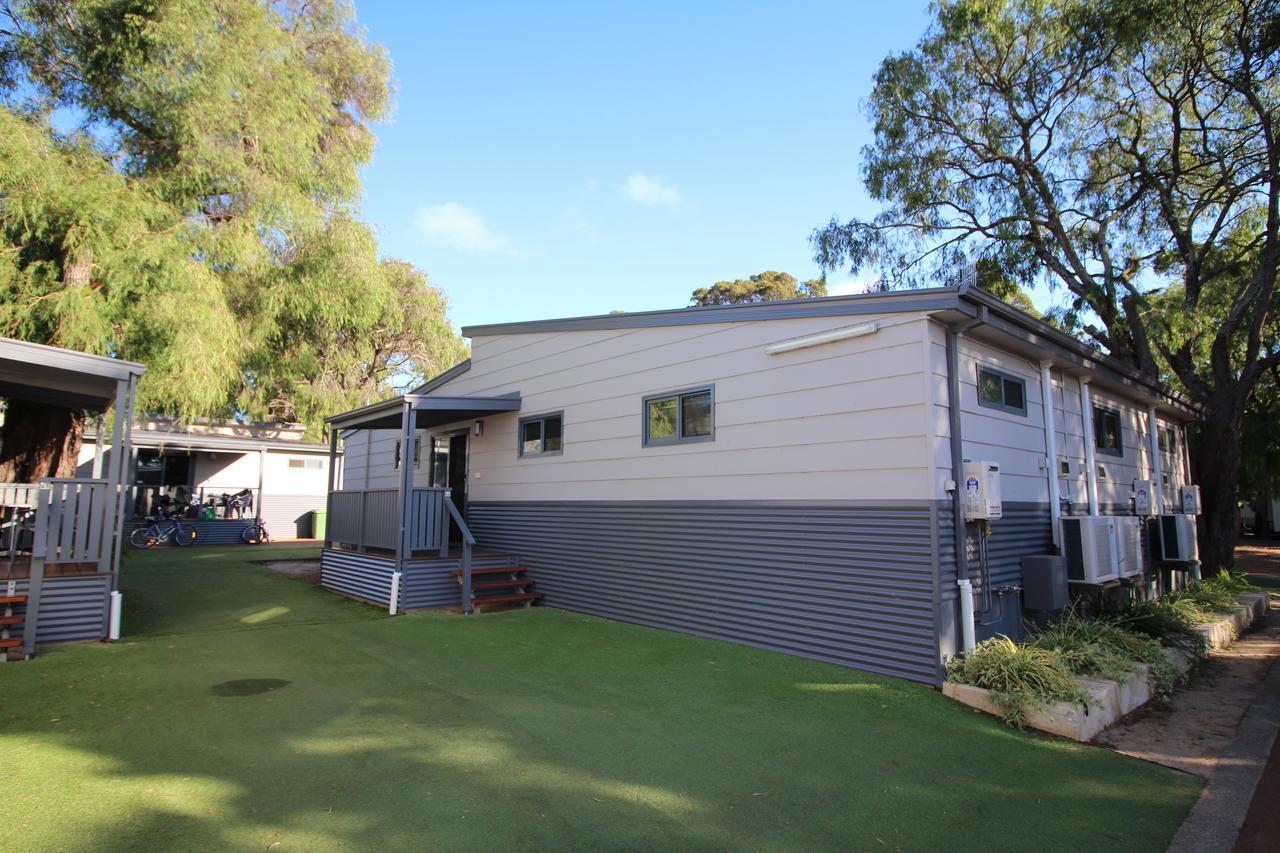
320;284;1197;684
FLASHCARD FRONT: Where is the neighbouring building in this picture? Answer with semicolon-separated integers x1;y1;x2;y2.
79;418;337;540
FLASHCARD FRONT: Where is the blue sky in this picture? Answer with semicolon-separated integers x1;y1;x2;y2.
353;1;936;329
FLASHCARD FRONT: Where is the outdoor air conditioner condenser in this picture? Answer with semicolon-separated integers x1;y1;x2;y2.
1158;514;1199;562
1059;516;1120;584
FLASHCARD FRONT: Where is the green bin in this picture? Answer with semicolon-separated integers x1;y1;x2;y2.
312;509;327;540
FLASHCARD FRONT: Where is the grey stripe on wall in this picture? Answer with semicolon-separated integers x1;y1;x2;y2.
468;501;941;684
11;575;110;644
937;500;1053;648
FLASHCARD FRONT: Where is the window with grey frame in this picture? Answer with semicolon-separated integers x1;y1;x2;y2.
976;366;1027;415
1094;406;1123;456
518;412;563;457
393;435;422;469
643;386;714;446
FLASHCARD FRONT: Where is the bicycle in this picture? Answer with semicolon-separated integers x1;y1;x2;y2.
129;517;199;548
240;521;269;545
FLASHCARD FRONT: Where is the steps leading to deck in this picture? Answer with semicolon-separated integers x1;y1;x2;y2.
0;589;27;662
452;565;542;614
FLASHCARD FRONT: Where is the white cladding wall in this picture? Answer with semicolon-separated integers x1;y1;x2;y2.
350;313;940;502
925;321;1189;507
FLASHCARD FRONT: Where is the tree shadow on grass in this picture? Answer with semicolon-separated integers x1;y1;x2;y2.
1;550;1204;852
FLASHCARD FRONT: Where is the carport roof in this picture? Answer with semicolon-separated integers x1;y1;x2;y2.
325;393;521;431
0;336;146;411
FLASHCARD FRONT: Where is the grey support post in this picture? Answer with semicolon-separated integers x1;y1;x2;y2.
324;427;338;549
393;401;415;575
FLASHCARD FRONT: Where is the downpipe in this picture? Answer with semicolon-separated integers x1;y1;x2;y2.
108;591;122;640
957;578;977;653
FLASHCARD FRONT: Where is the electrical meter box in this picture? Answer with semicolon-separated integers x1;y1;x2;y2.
1132;479;1155;516
1180;485;1201;515
962;460;1003;521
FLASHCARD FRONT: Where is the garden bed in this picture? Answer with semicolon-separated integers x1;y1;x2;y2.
944;592;1270;742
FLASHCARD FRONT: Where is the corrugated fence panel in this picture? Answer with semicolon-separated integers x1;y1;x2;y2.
362;491;399;550
261;494;326;539
400;553;520;610
10;575;110;643
320;548;393;607
127;519;254;545
468;501;940;684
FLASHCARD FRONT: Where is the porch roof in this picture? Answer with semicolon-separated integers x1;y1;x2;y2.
0;336;146;411
326;393;521;431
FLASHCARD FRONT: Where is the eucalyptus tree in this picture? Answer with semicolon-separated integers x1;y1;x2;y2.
691;271;827;305
0;0;463;472
812;0;1280;569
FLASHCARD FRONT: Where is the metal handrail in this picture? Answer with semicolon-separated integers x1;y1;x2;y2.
442;494;476;614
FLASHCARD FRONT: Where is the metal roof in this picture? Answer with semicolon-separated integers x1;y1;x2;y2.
326;393;522;431
85;429;335;455
0;336;146;410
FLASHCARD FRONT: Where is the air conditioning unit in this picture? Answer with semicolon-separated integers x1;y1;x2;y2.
1159;514;1199;562
1114;516;1145;577
1060;516;1120;584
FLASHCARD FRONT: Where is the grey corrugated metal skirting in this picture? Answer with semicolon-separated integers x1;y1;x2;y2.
10;575;110;644
468;501;940;684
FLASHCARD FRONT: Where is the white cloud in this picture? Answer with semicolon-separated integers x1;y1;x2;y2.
826;275;882;296
624;173;680;207
414;202;509;253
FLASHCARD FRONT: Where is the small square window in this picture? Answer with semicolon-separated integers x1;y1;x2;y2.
1094;407;1123;456
518;413;564;458
644;386;715;446
976;367;1027;416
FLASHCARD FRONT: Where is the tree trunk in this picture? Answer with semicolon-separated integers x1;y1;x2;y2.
0;400;86;483
1193;394;1247;572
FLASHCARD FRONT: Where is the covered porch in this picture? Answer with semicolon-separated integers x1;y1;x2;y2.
320;392;526;614
0;337;145;657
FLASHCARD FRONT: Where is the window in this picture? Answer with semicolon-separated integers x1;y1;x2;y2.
1158;426;1176;455
1094;407;1123;456
644;386;714;446
976;367;1027;415
518;413;563;457
287;458;324;470
393;436;422;469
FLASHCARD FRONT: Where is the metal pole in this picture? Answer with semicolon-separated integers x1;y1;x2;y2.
1148;404;1165;515
91;414;105;479
1080;378;1100;516
393;401;414;578
255;447;265;525
22;484;50;657
1040;360;1062;546
324;427;338;549
110;374;137;588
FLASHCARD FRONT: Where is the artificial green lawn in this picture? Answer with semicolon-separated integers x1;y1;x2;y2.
1;545;1202;851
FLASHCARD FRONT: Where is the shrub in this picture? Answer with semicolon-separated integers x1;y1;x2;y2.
1183;571;1258;612
946;636;1087;728
1027;609;1181;698
1095;595;1209;658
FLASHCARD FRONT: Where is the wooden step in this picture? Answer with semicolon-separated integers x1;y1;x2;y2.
471;592;541;607
452;566;525;578
0;615;23;626
0;637;22;650
468;578;533;591
0;595;27;605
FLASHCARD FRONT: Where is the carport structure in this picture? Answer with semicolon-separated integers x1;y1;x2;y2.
0;336;145;657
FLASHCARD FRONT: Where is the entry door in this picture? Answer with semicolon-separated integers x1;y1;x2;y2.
431;432;468;539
